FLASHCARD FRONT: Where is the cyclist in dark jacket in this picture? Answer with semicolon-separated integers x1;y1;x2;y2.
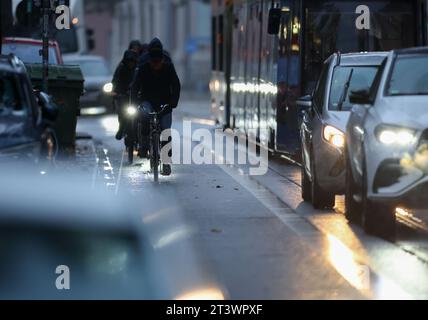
130;38;181;176
112;49;138;140
129;40;143;54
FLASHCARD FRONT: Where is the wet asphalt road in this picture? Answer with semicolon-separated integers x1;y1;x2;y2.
74;99;428;300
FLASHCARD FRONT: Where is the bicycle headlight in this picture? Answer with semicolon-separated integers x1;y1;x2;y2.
126;105;137;117
323;125;345;148
103;82;113;93
376;125;417;146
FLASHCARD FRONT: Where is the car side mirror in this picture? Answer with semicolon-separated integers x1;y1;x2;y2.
38;92;59;123
349;88;372;105
297;95;312;109
267;8;282;35
297;95;313;118
33;89;42;106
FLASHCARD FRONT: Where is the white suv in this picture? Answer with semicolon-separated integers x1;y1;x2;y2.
345;47;428;239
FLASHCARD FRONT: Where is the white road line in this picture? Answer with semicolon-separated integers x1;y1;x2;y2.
90;143;99;190
115;149;125;196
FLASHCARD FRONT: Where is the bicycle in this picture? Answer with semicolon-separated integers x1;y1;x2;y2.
137;104;169;182
114;95;138;164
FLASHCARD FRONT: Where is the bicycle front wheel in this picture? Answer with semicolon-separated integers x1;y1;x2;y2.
151;133;160;182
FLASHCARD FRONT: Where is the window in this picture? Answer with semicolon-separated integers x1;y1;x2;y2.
0;76;22;115
303;0;416;93
69;60;111;78
329;66;378;111
386;55;428;96
312;62;329;114
53;28;79;54
219;15;224;72
212;16;217;71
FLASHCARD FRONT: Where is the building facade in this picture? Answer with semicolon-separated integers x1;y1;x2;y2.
110;0;211;92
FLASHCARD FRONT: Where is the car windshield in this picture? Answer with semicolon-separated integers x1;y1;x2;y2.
329;66;378;111
69;60;111;78
1;43;59;65
386;55;428;96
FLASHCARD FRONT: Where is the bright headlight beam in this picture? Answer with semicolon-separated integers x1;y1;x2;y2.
378;128;416;145
103;83;113;93
126;106;137;116
323;125;345;148
379;130;397;145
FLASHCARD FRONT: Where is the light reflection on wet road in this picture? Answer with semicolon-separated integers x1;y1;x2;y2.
75;101;428;300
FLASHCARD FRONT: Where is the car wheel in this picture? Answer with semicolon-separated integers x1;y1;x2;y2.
301;150;312;202
345;153;361;224
361;158;396;240
310;152;335;209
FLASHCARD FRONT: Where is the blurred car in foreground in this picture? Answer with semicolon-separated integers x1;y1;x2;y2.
64;55;113;115
0;167;225;300
0;54;57;163
298;52;387;209
1;37;63;65
346;47;428;239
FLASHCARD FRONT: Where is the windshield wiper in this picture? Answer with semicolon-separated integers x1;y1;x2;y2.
337;69;354;111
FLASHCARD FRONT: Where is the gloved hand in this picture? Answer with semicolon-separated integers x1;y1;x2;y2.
160;104;172;115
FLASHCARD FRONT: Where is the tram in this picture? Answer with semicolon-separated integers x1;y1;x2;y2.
210;0;427;155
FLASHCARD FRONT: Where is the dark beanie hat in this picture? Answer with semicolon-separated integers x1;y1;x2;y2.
148;38;164;59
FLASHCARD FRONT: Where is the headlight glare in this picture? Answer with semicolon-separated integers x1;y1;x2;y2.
126;105;137;116
377;126;416;146
323;125;345;148
103;83;113;93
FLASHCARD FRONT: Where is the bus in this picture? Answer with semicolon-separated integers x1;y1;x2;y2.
11;0;89;57
210;0;427;156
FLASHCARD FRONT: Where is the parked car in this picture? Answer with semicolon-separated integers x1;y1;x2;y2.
0;168;225;300
0;54;57;163
345;47;428;239
64;55;113;114
1;37;63;65
298;52;388;209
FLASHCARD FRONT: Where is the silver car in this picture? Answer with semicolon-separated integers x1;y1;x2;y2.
299;52;387;209
346;47;428;239
64;55;113;114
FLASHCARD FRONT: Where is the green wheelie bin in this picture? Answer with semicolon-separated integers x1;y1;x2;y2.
25;63;84;151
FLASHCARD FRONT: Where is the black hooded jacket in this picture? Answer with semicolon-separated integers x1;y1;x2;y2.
112;50;138;96
130;38;181;110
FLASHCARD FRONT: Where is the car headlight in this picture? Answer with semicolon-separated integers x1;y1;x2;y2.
323;125;345;148
103;83;113;93
126;105;137;117
376;125;417;146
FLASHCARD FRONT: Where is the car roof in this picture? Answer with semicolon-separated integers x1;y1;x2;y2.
64;54;106;62
334;52;388;66
3;37;59;47
393;46;428;55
